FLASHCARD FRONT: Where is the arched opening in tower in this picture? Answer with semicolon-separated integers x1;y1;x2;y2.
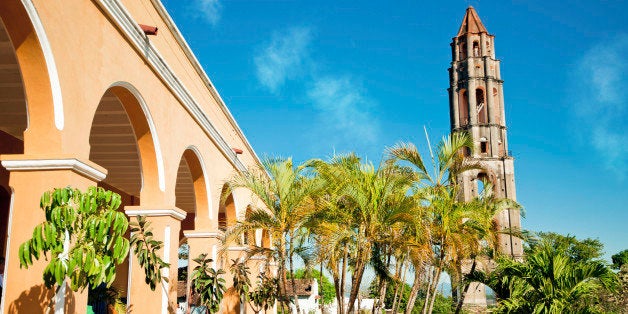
459;89;469;126
459;39;467;60
476;88;487;124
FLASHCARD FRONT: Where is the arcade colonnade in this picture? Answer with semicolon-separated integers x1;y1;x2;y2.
0;0;270;312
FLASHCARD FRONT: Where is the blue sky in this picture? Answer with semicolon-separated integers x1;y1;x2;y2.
161;0;627;260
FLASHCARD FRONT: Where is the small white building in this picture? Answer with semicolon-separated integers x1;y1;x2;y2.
284;279;320;314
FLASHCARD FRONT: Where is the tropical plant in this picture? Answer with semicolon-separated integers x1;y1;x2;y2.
222;157;321;313
18;187;168;293
249;273;279;314
229;259;251;309
190;253;226;314
527;232;604;263
130;216;169;290
307;153;414;313
470;240;618;313
18;187;130;293
387;132;483;314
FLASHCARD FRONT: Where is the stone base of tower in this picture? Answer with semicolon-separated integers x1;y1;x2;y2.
463;282;488;312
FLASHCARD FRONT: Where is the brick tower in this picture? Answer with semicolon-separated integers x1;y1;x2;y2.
447;6;524;307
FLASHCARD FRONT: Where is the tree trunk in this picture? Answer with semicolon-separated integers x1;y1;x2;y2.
340;244;349;314
405;266;423;314
390;257;405;312
333;272;342;314
454;259;477;314
427;264;443;314
393;258;409;314
320;262;325;313
288;235;301;314
347;259;367;314
374;249;393;314
421;266;435;314
373;277;388;314
279;238;290;313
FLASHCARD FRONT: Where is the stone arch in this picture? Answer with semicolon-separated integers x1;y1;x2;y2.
218;184;237;232
261;229;271;249
459;38;467;60
475;170;498;197
89;83;163;203
88;84;164;305
109;82;165;193
243;206;255;245
0;0;63;154
472;40;480;57
176;147;212;232
0;16;27;295
0;4;58;307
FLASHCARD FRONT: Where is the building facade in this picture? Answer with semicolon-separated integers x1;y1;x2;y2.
0;0;270;313
447;6;524;307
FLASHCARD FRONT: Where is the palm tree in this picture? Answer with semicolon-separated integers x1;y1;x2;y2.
387;132;482;314
222;157;321;314
307;154;414;313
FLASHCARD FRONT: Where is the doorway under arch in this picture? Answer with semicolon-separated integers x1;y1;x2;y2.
88;84;161;307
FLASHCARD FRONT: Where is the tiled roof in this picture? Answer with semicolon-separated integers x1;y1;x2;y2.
456;6;488;37
281;279;315;296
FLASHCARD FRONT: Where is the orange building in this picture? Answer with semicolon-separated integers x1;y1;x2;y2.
0;0;269;312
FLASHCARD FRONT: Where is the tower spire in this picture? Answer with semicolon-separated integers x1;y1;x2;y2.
456;6;488;37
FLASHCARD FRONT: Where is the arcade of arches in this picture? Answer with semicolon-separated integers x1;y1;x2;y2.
0;0;271;313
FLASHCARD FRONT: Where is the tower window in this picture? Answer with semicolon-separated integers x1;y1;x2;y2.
476;88;487;124
473;41;480;57
459;90;469;126
460;42;467;59
480;141;488;153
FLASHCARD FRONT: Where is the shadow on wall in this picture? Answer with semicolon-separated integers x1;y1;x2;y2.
8;284;77;314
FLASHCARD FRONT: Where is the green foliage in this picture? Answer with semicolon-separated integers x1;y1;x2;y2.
18;187;129;291
367;279;453;313
368;279;412;311
611;249;628;269
129;216;169;291
224;157;322;308
249;273;279;314
291;269;335;305
230;259;251;304
429;294;454;314
528;232;604;262
191;253;226;314
18;185;171;305
471;240;619;313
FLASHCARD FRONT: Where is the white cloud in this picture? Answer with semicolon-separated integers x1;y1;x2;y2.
196;0;221;26
253;26;380;146
254;27;311;93
573;35;628;176
307;76;379;144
